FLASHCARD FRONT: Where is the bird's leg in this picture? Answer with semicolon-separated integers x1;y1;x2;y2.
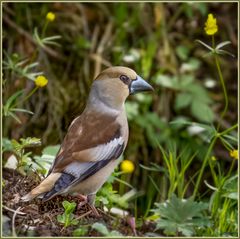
76;194;99;217
87;194;100;217
76;194;88;210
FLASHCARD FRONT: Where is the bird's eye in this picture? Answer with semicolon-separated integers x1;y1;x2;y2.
120;75;130;84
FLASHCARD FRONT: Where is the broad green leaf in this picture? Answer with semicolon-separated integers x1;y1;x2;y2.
222;175;238;200
57;214;66;224
92;223;109;236
181;58;200;72
155;74;179;89
176;45;190;60
196;3;207;16
2;138;13;152
191;100;214;123
42;145;60;156
179;74;195;88
188;84;212;103
152;194;210;236
175;92;192;110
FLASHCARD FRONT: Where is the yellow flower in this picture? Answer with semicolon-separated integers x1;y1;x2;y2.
35;75;48;88
204;13;218;35
230;149;238;160
120;160;135;174
46;12;56;22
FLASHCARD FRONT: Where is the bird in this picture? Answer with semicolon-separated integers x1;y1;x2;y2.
21;66;153;215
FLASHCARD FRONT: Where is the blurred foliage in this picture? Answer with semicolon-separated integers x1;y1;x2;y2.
92;222;123;237
2;2;238;237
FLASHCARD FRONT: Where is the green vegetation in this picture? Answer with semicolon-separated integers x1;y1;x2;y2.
92;222;123;237
2;2;238;237
57;201;79;228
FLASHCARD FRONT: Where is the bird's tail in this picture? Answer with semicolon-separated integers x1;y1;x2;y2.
21;173;61;202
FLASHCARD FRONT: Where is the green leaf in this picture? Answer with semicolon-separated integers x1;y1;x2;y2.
222;175;238;200
176;45;190;61
2;138;13;152
75;36;91;49
179;75;195;88
195;39;214;51
109;230;123;237
155;74;179;89
188;84;212;103
181;58;201;72
125;102;139;120
92;223;109;236
57;214;66;224
62;201;76;214
217;49;235;58
71;218;79;226
216;41;231;50
11;108;34;115
42;145;60;156
8;112;22;123
152;194;210;236
140;163;166;173
196;3;207;16
92;222;123;237
73;227;88;236
175;92;192;110
20;137;41;147
191;100;214;123
4;90;24;115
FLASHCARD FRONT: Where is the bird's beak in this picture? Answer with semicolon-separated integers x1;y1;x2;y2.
130;75;154;95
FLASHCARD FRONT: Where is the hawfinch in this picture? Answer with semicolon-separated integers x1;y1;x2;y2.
22;66;153;213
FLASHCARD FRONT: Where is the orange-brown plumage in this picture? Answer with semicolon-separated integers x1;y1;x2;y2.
21;66;153;204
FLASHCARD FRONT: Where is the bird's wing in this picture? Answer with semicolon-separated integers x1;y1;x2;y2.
50;110;123;171
42;111;125;200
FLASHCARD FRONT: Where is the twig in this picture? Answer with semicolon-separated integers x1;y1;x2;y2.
90;25;100;53
12;207;22;237
3;205;26;216
3;4;15;16
75;210;92;220
97;208;115;220
3;14;64;61
46;214;57;229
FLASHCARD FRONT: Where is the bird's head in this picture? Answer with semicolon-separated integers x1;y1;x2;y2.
88;66;153;111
